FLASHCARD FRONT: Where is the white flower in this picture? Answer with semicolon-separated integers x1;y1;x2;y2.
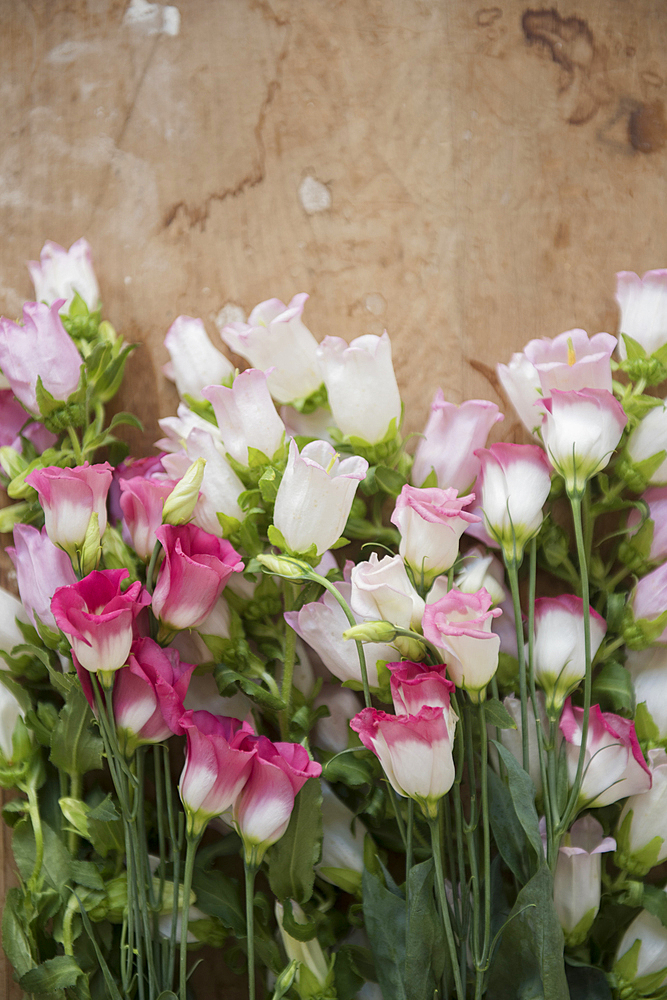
350;552;425;631
0;681;24;758
162;428;244;531
319;781;365;875
156;402;223;454
616;749;667;875
454;547;506;606
614;900;667;992
627;646;667;740
616;270;667;358
163;316;234;400
553;815;615;945
28;238;100;313
0;587;29;656
203;369;285;466
531;595;607;712
626;404;667;485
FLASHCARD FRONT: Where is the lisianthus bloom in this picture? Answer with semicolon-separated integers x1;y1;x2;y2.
162;428;245;533
318;781;366;887
560;698;651;808
273;439;368;557
532;595;607;714
626;646;667;743
489;692;547;796
614;898;667;997
422;588;501;698
119;475;178;560
390;485;480;582
179;710;256;837
163;315;234;400
412;393;503;492
625;404;667;486
26;462;113;557
0;390;55;453
473;443;551;560
221;294;322;405
388;661;456;721
497;329;616;433
615;749;667;876
628;561;667;646
316;332;401;445
350;552;425;632
350;706;456;819
232;734;322;863
454;547;506;606
0;301;82;414
553;815;615;947
7;524;77;630
203;369;285;467
616;269;667;359
51;569;151;676
152;524;243;631
28;238;100;313
542;388;627;497
627;487;667;563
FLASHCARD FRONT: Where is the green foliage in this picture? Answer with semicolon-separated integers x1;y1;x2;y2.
269;778;323;905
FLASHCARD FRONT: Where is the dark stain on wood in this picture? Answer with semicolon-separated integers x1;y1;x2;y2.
628;100;667;153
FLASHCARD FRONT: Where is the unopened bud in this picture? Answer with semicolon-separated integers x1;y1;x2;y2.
162;458;205;525
79;511;102;576
257;553;310;579
0;447;27;483
343;620;398;644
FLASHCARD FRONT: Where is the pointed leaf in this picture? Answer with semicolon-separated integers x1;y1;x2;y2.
269;778;322;904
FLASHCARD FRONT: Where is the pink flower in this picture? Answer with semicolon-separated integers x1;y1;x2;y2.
0;302;82;414
203;369;285;466
108;453;169;524
152;524;243;631
497;329;616;433
390;485;480;581
350;706;456;818
560;699;651;808
119;475;178;560
51;569;151;674
7;524;77;629
179;710;257;837
412;393;503;492
532;595;606;712
350;552;425;631
164;315;234;400
422;589;502;696
473;443;551;560
616;269;667;358
28;238;99;313
0;390;55;453
232;734;322;860
542;388;627;497
388;661;456;721
627;487;667;562
26;462;113;555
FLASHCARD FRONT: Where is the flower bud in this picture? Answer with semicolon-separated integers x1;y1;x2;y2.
342;620;398;644
275;901;332;998
80;511;101;576
256;553;311;579
162;457;205;525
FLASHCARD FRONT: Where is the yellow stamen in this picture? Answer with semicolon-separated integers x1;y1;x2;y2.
567;337;576;367
325;452;339;474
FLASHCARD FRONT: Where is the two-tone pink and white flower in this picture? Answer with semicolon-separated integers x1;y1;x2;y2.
473;443;551;560
542;388;627;497
388;661;456;726
221;294;322;404
629;562;667;645
616;269;667;359
164;316;235;400
316;333;402;445
390;485;479;582
560;699;651;808
203;369;285;466
273;439;367;556
350;706;456;818
412;393;503;492
422;589;501;696
0;302;82;414
28;239;100;313
119;475;179;561
26;462;113;556
531;595;607;712
553;815;615;946
7;524;77;630
350;553;425;632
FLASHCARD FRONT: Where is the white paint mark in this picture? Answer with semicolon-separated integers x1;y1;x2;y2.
47;40;96;64
124;276;133;285
215;304;246;332
298;175;331;214
123;0;181;36
364;293;386;317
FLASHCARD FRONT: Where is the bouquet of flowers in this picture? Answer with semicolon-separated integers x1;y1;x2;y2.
1;240;667;1000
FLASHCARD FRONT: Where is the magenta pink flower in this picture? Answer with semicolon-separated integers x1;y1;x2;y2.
387;661;455;717
0;390;55;453
412;393;503;492
560;698;651;808
390;485;480;581
108;453;169;524
7;524;77;629
350;706;456;818
152;524;243;631
179;710;257;837
51;569;151;674
26;462;113;555
422;588;502;696
119;475;178;560
233;735;322;861
0;301;82;413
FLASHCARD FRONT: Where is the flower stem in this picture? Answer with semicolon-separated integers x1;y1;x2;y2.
309;572;372;708
280;581;297;739
180;832;201;1000
505;557;529;773
245;860;258;1000
406;798;414;883
67;425;84;465
430;812;465;999
26;784;44;890
146;539;162;595
68;773;82;856
477;702;491;976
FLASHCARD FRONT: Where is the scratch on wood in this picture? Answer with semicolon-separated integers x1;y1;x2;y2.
467;356;502;396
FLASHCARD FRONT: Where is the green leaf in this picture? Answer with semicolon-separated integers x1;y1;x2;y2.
405;859;445;1000
374;465;408;498
492;742;543;860
74;892;124;1000
484;697;518;730
565;962;613;1000
322;749;378;786
107;411;143;432
269;778;323;905
2;887;35;978
487;763;537;885
49;687;103;775
20;955;83;993
333;946;367;1000
591;661;635;716
190;868;245;937
642;884;667;928
278;898;318;941
70;860;105;890
362;866;407;1000
13;818;72;893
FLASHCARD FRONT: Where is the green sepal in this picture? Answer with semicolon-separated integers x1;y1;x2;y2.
635;701;663;747
562;906;597;948
619;517;655;569
258;465;283;503
289;383;328;415
418;468;438;489
618;451;667;494
613;937;641;984
182;395;217;424
614;809;664;877
216;511;242;540
267;524;288;550
373;465;408;498
318;866;363;895
591;661;635;716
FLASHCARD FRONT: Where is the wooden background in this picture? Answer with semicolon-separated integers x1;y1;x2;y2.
1;0;667;995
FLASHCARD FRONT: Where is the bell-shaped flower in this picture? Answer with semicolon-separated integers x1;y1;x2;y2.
316;333;401;445
560;698;651;808
156;402;224;454
51;569;151;675
0;681;25;759
273;439;367;557
0;390;55;453
203;368;285;466
531;595;607;714
26;462;113;557
163;315;234;400
489;692;547;796
454;546;506;606
553;815;615;946
0;587;29;657
312;686;362;754
350;705;456;819
388;661;456;722
0;302;82;414
280;404;335;443
162;428;244;532
613;898;667;997
497;329;616;434
318;781;365;888
109;453;169;524
390;485;480;583
615;749;667;876
616;269;667;359
628;562;667;646
119;475;178;560
7;524;77;630
232;734;322;862
275;901;332;994
179;710;256;837
473;443;551;561
422;588;501;697
285;580;396;689
625;404;667;487
221;293;322;405
627;487;667;563
412;393;503;492
627;646;667;742
28;238;99;313
542;388;627;497
152;524;243;631
350;552;425;632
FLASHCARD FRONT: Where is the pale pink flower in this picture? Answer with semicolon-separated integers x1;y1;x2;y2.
531;595;607;711
203;369;285;466
553;815;615;944
390;485;479;581
164;315;234;400
412;393;503;492
350;552;425;631
26;462;113;554
542;388;627;496
616;269;667;358
422;588;501;695
7;524;77;629
0;390;55;453
0;302;82;413
627;487;667;562
28;238;99;313
473;443;551;559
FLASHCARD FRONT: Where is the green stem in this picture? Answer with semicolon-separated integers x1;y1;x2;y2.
68;773;82;856
62;893;79;956
309;573;372;708
387;784;408;852
406;798;414;884
478;703;491;974
180;833;202;1000
67;425;84;465
505;558;529;773
26;785;44;889
280;581;297;740
245;860;258;1000
430;814;465;1000
146;539;162;595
